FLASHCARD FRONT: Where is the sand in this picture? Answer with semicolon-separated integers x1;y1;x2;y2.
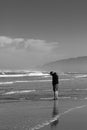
0;78;87;130
37;99;87;130
0;99;87;130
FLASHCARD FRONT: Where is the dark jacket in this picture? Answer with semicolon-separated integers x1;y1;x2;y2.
52;73;59;85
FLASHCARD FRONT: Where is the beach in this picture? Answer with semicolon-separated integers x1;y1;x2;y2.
1;0;87;129
0;73;87;129
0;96;87;130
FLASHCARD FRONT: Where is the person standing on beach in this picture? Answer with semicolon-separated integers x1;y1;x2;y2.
50;71;59;100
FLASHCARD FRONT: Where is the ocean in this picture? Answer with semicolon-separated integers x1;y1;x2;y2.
0;71;87;102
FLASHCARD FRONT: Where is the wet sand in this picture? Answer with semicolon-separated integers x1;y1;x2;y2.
57;105;87;130
0;100;53;130
37;99;87;130
0;78;87;130
41;101;87;130
0;99;87;130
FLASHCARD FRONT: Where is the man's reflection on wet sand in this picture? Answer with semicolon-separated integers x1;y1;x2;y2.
51;100;59;128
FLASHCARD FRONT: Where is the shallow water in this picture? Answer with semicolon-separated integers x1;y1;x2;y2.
0;73;87;102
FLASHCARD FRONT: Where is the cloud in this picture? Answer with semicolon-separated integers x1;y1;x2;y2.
0;36;58;53
0;36;13;47
0;36;59;68
25;39;57;53
0;36;24;49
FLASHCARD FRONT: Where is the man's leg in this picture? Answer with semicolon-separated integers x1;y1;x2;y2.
53;84;58;100
55;91;58;99
54;91;58;100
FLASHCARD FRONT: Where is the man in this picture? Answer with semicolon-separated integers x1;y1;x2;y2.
50;71;59;100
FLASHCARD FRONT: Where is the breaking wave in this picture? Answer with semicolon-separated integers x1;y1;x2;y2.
3;90;36;95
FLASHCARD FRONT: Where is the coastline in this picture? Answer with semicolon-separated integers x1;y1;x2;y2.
0;77;87;129
0;98;87;130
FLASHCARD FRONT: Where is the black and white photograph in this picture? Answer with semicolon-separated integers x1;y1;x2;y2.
0;0;87;129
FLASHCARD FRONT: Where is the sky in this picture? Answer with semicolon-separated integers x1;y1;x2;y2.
0;0;87;69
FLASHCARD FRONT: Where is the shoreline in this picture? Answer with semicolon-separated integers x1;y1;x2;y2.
0;98;87;130
0;78;87;129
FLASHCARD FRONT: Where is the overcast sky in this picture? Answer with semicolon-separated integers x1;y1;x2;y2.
0;0;87;69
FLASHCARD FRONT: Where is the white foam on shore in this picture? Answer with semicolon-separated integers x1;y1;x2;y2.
76;88;87;91
0;79;51;85
0;74;28;77
29;72;49;76
3;90;36;95
40;97;54;100
0;72;49;77
29;104;87;130
0;78;74;85
0;81;14;85
15;80;51;83
40;96;72;100
75;75;87;78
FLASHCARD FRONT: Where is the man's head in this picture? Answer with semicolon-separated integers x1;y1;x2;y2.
50;71;54;75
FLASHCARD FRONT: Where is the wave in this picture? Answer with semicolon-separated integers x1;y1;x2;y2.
0;81;14;85
74;74;87;78
3;90;36;95
0;71;49;77
0;75;87;85
0;74;29;77
0;74;49;78
0;77;78;85
0;78;73;85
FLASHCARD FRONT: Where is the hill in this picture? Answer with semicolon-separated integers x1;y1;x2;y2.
40;56;87;73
